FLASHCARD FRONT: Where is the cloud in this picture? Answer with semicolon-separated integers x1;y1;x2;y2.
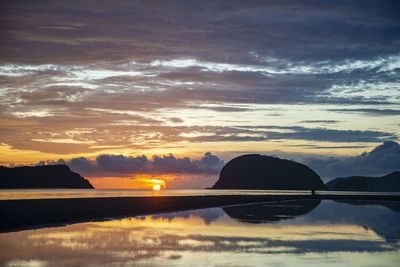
303;141;400;179
328;108;400;116
46;141;400;182
1;0;400;64
68;157;101;176
149;208;225;225
0;0;399;160
189;125;397;143
302;200;400;241
2;115;396;155
96;154;148;173
150;152;224;174
298;120;340;124
3;204;399;267
47;152;225;177
266;127;396;143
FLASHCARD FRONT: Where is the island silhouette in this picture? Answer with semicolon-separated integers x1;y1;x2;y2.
326;171;400;192
0;165;93;189
212;154;326;190
1;154;399;192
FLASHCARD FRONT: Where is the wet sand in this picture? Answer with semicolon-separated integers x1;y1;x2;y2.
1;193;399;232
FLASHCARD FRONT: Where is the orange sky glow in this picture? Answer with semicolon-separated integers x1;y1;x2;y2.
88;176;167;190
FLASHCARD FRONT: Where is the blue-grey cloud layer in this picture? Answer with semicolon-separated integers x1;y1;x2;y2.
0;0;399;155
2;0;400;63
38;142;400;180
303;141;400;179
49;152;224;177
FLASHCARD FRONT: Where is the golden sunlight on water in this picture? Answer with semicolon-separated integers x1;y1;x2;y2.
0;200;399;266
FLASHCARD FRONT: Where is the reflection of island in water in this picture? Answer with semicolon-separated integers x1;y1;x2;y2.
223;200;321;223
220;199;400;242
335;200;400;213
1;199;399;267
147;199;400;242
325;200;400;242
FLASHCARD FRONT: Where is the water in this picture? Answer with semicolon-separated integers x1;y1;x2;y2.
1;189;399;200
0;199;399;266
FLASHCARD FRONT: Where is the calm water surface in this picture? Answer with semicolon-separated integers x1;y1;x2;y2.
1;189;399;200
0;199;399;266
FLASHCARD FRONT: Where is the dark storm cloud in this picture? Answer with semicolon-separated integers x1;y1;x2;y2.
303;141;400;179
50;152;225;177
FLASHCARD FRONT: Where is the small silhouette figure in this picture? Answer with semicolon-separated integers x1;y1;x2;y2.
311;189;316;195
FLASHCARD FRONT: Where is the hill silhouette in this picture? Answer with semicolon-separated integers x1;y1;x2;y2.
212;154;326;190
326;171;400;192
0;165;94;189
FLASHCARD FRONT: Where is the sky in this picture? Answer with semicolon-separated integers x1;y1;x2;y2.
1;0;399;188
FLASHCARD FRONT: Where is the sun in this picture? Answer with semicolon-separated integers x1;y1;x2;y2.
152;184;161;191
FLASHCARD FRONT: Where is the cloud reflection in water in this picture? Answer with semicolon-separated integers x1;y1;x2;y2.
0;200;399;266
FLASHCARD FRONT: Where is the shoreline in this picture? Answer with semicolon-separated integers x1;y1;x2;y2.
1;194;400;233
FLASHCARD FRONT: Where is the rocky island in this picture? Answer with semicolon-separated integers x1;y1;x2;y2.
325;171;400;192
0;165;94;189
212;154;326;190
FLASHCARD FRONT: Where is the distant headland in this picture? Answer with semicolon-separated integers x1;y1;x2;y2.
212;154;327;190
0;165;94;189
211;154;400;192
326;171;400;192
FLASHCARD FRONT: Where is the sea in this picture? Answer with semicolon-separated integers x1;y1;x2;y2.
1;188;399;200
1;189;400;266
